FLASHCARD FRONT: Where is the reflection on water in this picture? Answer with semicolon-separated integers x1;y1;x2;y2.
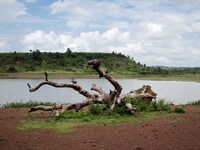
0;78;200;105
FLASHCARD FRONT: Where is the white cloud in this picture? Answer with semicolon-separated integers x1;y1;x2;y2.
25;0;37;3
0;0;27;22
102;28;130;42
21;23;200;67
1;0;200;67
22;28;139;54
155;57;171;65
23;30;63;51
147;23;163;33
66;20;85;29
0;38;11;51
49;0;69;14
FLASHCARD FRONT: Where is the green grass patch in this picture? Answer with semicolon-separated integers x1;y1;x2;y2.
174;106;185;113
16;99;174;133
2;100;56;108
16;119;77;133
188;100;200;106
17;111;169;133
135;74;200;82
125;98;172;113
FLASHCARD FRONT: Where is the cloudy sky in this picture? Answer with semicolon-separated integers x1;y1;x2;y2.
0;0;200;67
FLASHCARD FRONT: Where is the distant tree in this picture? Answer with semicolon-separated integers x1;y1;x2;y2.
66;48;72;57
32;49;42;62
7;66;17;73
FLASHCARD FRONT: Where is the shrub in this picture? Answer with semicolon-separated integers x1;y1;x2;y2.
125;97;148;112
112;105;127;115
89;103;103;115
125;98;172;113
59;110;88;119
188;100;200;106
7;66;17;73
174;106;185;113
149;100;171;112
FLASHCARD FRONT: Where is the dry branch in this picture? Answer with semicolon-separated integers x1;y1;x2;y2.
27;59;156;114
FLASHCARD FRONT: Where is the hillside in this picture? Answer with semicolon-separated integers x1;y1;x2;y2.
0;50;199;76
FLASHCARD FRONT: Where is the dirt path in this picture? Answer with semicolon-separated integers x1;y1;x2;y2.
0;106;200;150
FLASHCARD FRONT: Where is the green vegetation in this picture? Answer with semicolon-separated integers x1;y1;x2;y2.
188;100;200;106
17;119;76;133
134;74;200;82
17;99;175;133
125;98;172;112
1;100;56;108
0;50;199;77
174;106;185;113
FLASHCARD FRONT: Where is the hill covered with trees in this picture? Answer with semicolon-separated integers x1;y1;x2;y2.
0;49;199;76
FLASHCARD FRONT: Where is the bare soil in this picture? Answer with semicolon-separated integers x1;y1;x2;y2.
0;106;200;150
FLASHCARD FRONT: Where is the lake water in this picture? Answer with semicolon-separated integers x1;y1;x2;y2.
0;78;200;105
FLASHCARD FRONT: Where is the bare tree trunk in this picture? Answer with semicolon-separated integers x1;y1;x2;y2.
27;59;157;114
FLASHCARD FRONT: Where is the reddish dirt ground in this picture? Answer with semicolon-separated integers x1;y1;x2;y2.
0;106;200;150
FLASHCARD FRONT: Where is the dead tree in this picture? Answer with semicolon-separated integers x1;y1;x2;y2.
27;59;157;114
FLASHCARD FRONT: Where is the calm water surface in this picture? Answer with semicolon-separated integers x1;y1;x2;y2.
0;79;200;105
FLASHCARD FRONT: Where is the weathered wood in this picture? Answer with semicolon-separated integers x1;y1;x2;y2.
88;59;122;97
27;80;94;99
28;105;62;112
27;59;156;114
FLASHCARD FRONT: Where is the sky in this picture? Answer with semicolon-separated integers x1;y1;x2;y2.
0;0;200;67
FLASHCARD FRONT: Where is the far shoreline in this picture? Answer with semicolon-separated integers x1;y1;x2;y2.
0;73;134;79
0;73;200;82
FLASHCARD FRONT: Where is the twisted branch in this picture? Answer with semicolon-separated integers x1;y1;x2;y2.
27;59;156;114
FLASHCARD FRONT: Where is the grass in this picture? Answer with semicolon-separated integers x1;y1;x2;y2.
174;106;185;113
16;99;174;133
1;100;56;108
188;100;200;106
1;73;200;82
134;74;200;82
16;111;169;133
17;119;77;133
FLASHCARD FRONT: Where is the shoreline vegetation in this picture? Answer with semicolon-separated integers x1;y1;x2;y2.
2;99;193;133
0;51;199;82
0;72;199;82
2;99;185;133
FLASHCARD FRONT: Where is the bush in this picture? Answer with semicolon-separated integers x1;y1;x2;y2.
188;100;200;106
7;66;17;73
59;110;88;119
125;98;172;113
89;103;103;115
125;97;148;112
149;100;171;112
174;106;185;113
112;105;127;115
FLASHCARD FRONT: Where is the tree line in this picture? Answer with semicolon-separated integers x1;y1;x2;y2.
0;49;199;75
